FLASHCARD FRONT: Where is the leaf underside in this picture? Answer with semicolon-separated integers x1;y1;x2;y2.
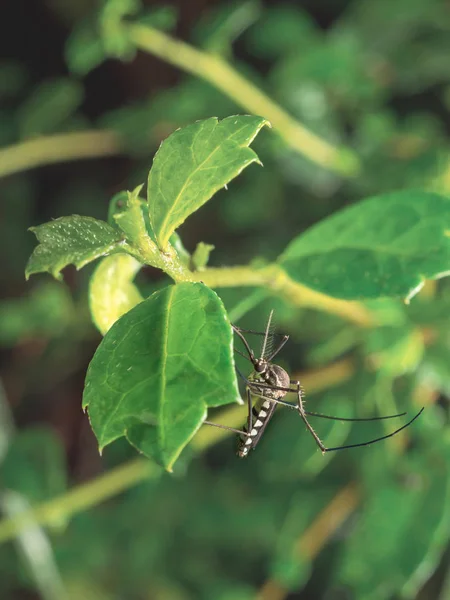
89;254;144;335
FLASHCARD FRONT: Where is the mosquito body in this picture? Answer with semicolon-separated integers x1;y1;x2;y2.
204;311;424;458
237;361;290;457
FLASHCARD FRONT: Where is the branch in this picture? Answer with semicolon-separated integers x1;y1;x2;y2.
0;131;121;178
191;264;373;327
256;482;361;600
127;23;361;177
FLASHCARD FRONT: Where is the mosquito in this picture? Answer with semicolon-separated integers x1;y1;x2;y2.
204;311;424;458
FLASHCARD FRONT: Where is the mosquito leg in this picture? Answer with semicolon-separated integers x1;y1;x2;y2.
203;389;253;438
291;380;327;453
246;387;253;433
266;335;289;362
203;421;249;436
232;326;255;362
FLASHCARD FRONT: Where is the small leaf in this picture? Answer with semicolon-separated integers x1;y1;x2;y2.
26;216;124;280
192;242;215;270
107;190;129;227
83;282;240;470
279;190;450;300
148;115;269;250
65;17;106;76
89;254;143;335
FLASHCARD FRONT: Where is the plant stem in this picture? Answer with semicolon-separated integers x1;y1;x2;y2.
127;23;361;177
191;264;373;326
0;131;121;178
0;27;360;180
0;359;353;546
0;458;158;545
256;482;361;600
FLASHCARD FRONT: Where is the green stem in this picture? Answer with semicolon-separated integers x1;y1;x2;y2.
127;23;361;177
0;458;157;545
0;131;121;178
0;359;354;546
0;27;360;180
191;264;373;327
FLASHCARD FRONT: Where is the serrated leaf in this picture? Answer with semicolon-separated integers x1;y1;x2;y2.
147;115;269;249
83;282;240;470
279;190;450;300
89;254;143;335
26;216;124;280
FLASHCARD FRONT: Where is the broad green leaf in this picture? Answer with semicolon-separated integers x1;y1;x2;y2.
89;254;143;335
147;115;269;249
83;282;240;469
26;216;124;280
279;191;450;300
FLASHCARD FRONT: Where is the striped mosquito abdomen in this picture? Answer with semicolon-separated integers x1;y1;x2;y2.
237;398;277;458
237;363;291;458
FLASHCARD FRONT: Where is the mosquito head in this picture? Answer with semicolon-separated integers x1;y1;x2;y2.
254;358;268;374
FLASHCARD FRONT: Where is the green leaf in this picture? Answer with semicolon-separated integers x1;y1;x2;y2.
17;78;84;138
2;427;67;504
279;190;450;300
0;283;72;345
89;254;143;335
83;282;240;470
26;216;124;280
65;17;107;76
192;242;215;270
147;115;269;250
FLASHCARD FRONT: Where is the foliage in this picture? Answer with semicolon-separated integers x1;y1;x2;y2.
1;1;450;600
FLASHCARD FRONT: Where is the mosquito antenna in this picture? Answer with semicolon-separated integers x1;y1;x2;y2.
260;310;274;359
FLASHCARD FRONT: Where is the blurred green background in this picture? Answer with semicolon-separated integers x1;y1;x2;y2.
1;0;450;599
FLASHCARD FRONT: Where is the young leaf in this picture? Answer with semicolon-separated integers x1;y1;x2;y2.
147;115;269;250
26;216;124;280
89;254;143;335
279;190;450;300
83;282;240;470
